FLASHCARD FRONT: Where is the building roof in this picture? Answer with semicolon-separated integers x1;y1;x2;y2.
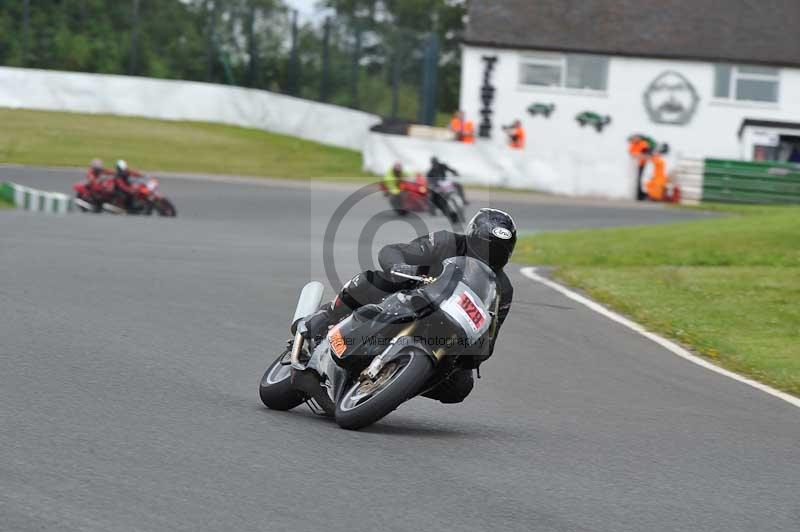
465;0;800;68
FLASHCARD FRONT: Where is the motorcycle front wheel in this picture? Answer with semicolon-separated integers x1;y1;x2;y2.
335;350;433;430
446;197;465;224
155;198;177;217
259;350;306;411
388;194;408;216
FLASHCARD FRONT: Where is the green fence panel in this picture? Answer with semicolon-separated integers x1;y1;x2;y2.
0;182;14;204
702;159;800;204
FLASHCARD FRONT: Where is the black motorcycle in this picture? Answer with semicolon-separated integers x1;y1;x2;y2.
431;177;466;224
259;256;499;430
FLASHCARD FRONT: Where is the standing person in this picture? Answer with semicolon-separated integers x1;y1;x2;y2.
449;111;465;141
646;144;670;201
462;118;476;144
628;134;652;201
503;120;525;149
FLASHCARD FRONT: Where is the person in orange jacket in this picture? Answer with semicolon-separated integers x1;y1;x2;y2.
628;134;655;201
449;111;465;141
646;144;670;201
461;119;475;143
449;111;476;144
504;120;525;149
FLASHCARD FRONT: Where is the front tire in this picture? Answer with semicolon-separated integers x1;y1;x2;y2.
155;198;177;217
259;350;306;411
335;350;433;430
446;196;464;224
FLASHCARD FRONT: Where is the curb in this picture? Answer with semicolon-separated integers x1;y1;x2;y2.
520;266;800;410
0;181;74;214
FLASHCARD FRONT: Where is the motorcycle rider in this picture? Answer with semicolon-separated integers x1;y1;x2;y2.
81;158;114;202
383;162;408;196
86;158;113;188
426;156;468;214
301;208;516;404
113;160;144;211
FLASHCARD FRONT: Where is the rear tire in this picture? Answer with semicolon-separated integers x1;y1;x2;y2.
335;350;433;430
259;350;306;411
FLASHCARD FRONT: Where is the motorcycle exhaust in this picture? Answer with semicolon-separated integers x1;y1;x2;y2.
290;281;325;368
101;203;126;215
73;198;93;211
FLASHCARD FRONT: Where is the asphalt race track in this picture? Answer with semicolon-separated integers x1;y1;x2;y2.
1;167;798;532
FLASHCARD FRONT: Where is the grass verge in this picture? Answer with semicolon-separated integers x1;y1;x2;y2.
0;108;369;181
514;205;800;396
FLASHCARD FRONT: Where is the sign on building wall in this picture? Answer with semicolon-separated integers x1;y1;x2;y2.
479;56;498;138
643;71;700;125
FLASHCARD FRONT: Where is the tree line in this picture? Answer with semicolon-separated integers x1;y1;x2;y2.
0;0;466;121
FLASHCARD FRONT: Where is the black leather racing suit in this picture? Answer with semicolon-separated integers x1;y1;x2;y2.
317;230;513;404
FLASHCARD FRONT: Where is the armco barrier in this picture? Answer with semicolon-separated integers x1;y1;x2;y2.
703;159;800;204
675;159;800;205
0;181;73;214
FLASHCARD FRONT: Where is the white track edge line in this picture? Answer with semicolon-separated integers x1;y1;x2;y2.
519;266;800;409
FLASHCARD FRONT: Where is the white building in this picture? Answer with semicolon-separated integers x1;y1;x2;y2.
459;0;800;199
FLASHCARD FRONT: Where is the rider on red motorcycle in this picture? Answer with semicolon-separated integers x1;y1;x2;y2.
73;159;114;211
113;160;144;210
85;158;114;195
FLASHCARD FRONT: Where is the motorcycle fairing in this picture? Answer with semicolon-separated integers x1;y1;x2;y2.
439;281;492;343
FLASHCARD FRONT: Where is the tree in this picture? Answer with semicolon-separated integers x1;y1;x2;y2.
0;0;465;117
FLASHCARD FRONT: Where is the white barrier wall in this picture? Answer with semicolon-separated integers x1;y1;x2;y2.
0;67;380;151
364;133;602;195
363;131;633;197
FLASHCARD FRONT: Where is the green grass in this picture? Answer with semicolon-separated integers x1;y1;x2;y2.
514;206;800;396
0;108;369;181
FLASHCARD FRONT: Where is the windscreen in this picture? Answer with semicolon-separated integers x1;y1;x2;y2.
431;256;497;307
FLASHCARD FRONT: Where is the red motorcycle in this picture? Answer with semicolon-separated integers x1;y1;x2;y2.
380;174;429;216
73;175;176;217
107;175;176;217
73;177;114;213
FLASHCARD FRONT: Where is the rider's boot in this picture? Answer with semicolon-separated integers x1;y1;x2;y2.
296;270;392;344
298;300;351;344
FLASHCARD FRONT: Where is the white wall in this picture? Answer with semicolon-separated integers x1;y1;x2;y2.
459;46;800;199
0;67;380;151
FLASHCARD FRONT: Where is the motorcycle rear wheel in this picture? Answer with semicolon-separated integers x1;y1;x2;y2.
259;350;306;411
335;350;433;430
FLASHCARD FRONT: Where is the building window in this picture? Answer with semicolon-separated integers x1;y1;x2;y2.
519;53;608;92
714;65;780;103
